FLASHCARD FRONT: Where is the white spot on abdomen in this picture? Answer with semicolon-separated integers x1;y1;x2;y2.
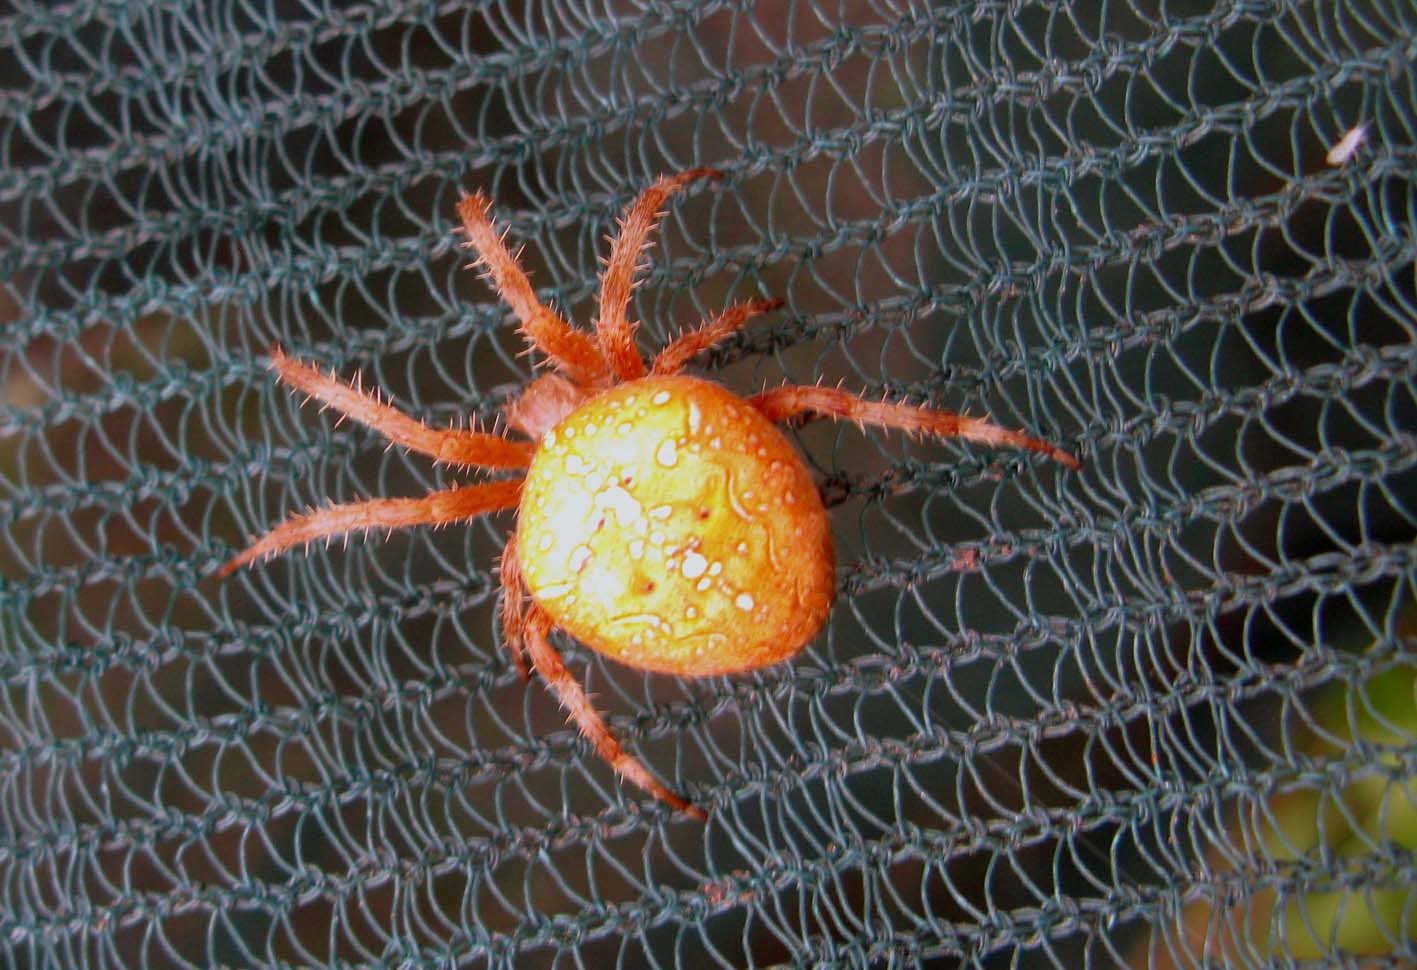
568;545;592;572
681;552;708;579
735;592;755;611
594;485;644;527
655;439;678;467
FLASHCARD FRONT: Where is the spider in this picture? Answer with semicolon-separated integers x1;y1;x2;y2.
220;169;1080;820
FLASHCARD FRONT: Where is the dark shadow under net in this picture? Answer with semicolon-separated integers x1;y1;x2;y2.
1;1;1415;967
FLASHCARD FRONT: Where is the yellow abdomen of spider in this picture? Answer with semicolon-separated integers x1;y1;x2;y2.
517;375;834;677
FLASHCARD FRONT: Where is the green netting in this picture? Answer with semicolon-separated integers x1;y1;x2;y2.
3;1;1416;967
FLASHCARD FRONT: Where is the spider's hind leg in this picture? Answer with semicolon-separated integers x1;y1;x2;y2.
523;604;707;820
498;532;532;682
749;385;1081;469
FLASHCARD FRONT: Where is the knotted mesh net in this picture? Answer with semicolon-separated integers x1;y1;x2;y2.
3;1;1415;967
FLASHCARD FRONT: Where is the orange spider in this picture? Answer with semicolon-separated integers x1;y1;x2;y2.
220;169;1080;819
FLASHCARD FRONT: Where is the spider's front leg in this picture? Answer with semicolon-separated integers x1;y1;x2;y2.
457;193;610;387
522;603;707;820
750;385;1081;469
651;298;783;376
267;348;535;469
594;167;722;381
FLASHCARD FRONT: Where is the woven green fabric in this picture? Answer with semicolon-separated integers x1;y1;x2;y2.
3;2;1415;967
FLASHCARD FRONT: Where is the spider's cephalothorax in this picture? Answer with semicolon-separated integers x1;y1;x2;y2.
221;169;1080;819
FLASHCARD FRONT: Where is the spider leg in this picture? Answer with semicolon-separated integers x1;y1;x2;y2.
651;298;782;376
498;531;532;682
218;479;523;576
269;348;535;469
523;604;707;820
457;192;609;387
749;385;1081;469
596;168;722;381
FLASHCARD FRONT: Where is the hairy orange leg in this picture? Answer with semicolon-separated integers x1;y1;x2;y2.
523;604;707;820
651;298;783;376
498;532;531;682
220;480;523;576
750;385;1081;470
595;168;722;381
268;348;534;469
457;193;609;386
